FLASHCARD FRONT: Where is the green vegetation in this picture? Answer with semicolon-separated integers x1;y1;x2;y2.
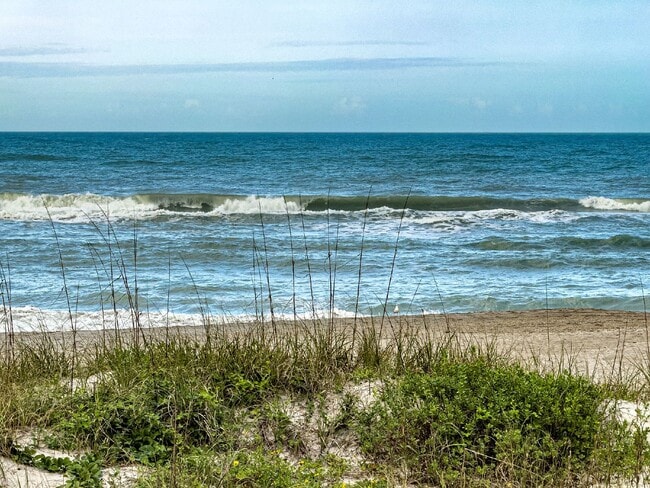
0;323;648;487
356;358;629;486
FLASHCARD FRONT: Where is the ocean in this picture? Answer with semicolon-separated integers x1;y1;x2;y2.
1;132;649;330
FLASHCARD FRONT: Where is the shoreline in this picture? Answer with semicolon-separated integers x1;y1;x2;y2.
4;306;647;332
3;308;648;382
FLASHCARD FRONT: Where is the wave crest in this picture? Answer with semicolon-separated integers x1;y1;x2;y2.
0;193;305;223
0;193;151;223
4;192;648;224
579;196;650;212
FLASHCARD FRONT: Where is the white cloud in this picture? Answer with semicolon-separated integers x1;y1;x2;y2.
184;98;200;109
333;96;366;115
451;97;491;111
273;40;428;47
0;45;86;57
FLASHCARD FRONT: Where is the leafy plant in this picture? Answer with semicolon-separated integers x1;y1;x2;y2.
63;454;103;488
52;370;225;464
8;443;102;487
355;357;617;485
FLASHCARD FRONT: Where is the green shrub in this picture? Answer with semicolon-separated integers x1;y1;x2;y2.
355;357;607;485
53;371;225;464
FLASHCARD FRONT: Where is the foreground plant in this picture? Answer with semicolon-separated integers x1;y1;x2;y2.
0;326;648;487
354;356;639;486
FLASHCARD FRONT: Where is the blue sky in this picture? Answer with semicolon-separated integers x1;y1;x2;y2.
0;1;648;132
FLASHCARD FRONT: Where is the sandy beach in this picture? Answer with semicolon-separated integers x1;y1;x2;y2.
417;308;649;382
4;308;648;383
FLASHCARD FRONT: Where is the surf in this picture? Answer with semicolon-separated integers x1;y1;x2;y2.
579;196;650;212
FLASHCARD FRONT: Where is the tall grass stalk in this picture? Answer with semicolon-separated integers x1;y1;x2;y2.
298;195;316;320
432;274;451;334
132;221;142;345
352;189;372;351
283;197;297;321
87;208;143;345
379;192;410;339
251;235;262;324
0;258;14;365
641;279;649;364
326;192;341;333
257;203;276;332
181;255;211;343
97;210;140;339
166;252;172;349
87;243;109;350
545;275;550;355
44;205;74;354
640;279;650;390
326;191;333;329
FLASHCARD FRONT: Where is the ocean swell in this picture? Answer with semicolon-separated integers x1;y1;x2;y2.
304;195;581;212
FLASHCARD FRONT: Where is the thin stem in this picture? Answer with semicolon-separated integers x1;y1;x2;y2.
258;204;275;332
284;196;297;321
353;189;372;350
299;195;316;319
44;203;73;357
379;191;410;338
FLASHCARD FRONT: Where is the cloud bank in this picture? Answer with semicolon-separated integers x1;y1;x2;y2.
0;46;87;57
273;40;429;47
0;57;500;78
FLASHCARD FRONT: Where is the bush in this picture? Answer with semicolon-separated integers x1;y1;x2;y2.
53;371;225;464
355;357;607;485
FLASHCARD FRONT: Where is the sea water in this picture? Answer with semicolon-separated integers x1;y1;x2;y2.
1;132;649;330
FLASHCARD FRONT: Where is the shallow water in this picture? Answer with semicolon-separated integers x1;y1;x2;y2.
1;132;649;324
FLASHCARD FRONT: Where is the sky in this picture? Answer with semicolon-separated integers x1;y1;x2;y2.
0;1;649;132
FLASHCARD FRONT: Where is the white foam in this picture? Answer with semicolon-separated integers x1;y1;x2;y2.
4;193;586;225
408;208;574;228
580;196;650;212
1;305;372;333
210;195;302;215
3;306;209;332
279;307;367;321
0;193;307;223
0;193;160;223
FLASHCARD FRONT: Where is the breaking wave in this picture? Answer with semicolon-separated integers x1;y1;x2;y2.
0;193;303;223
579;196;650;212
2;192;649;223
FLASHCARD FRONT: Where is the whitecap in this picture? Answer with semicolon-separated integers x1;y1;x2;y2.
579;196;650;212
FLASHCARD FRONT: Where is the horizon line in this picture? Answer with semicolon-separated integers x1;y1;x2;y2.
2;130;649;135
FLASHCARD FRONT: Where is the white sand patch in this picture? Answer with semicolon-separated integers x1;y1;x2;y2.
0;456;66;488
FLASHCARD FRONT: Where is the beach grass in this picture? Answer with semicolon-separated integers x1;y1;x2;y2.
1;315;649;487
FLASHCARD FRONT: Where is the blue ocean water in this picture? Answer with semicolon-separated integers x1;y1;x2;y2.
1;132;649;327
